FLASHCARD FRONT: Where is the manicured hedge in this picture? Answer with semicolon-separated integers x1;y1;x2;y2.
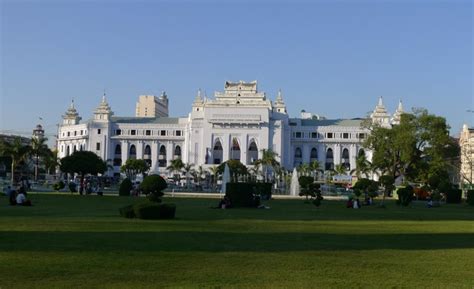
119;178;133;196
467;190;474;206
446;189;462;204
396;186;414;207
133;203;176;220
225;182;270;207
119;204;135;218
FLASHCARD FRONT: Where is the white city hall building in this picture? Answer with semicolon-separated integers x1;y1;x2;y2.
56;81;402;177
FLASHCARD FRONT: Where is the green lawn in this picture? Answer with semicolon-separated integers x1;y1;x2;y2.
0;194;473;289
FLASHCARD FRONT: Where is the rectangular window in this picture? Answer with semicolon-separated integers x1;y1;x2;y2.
67;132;70;137
97;129;101;134
343;133;349;139
74;131;77;136
80;130;83;135
96;142;101;150
295;132;302;138
145;130;151;136
175;130;181;136
311;132;318;138
327;133;333;139
116;129;121;135
358;133;366;139
160;130;166;136
131;130;136;135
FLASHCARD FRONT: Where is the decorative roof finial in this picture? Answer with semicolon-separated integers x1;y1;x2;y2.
378;96;384;107
397;99;403;111
277;89;283;101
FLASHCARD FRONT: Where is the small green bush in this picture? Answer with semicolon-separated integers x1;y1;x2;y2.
53;181;65;191
133;202;176;219
446;189;462;204
68;182;77;193
396;186;414;207
119;178;133;196
119;204;135;218
226;183;261;207
467;190;474;206
140;175;167;202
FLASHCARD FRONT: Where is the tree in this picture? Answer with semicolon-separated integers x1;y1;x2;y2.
208;165;219;191
183;163;194;189
334;164;347;176
30;137;50;181
254;149;280;182
60;151;107;191
140;174;167;203
364;109;455;188
120;159;150;180
217;160;248;177
297;163;310;174
309;160;323;181
378;175;395;206
42;149;60;176
0;137;31;185
351;152;372;179
166;158;184;183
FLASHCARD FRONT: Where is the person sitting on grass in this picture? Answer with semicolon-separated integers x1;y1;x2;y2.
218;196;231;209
15;190;32;206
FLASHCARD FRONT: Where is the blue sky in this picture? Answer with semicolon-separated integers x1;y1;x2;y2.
1;0;472;142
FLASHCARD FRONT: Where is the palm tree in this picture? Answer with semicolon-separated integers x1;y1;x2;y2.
334;164;347;175
30;137;50;181
183;163;194;189
43;149;60;176
166;158;184;183
297;163;310;174
351;153;372;179
0;137;31;185
194;165;205;190
208;166;219;191
255;149;280;182
309;160;323;181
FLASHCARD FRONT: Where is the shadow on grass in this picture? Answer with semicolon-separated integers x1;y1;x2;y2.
1;231;473;252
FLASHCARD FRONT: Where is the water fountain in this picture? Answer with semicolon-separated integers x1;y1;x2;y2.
289;168;300;196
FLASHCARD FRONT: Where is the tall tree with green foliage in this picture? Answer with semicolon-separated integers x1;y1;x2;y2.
30;137;50;181
0;137;31;185
166;158;184;183
60;151;107;187
120;159;150;180
364;109;456;190
254;149;280;182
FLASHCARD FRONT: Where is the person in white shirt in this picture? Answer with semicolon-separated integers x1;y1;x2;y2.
15;190;31;206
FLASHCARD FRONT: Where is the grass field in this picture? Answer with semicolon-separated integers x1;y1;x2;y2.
0;193;473;289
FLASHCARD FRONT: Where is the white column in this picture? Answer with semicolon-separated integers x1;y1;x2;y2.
166;141;173;166
241;135;248;165
350;144;357;172
151;141;159;171
334;144;341;165
223;134;230;162
121;141;129;164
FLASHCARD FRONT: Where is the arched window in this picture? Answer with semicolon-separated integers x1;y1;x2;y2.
213;140;223;164
342;148;350;170
230;137;240;161
247;140;258;164
310;148;318;160
294;147;302;166
113;144;122;166
174;145;182;159
358;149;365;157
129;145;136;160
66;146;70;156
295;147;302;158
325;148;334;170
159;145;167;167
144;145;152;166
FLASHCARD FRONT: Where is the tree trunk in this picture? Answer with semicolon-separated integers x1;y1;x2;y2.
11;159;16;186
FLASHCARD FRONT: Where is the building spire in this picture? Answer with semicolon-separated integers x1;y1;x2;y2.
276;89;283;102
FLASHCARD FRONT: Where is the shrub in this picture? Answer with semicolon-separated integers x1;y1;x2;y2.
133;202;176;220
254;183;272;200
226;183;260;207
53;181;65;191
119;178;133;196
68;182;77;193
119;204;135;218
396;185;414;206
446;189;462;204
467;190;474;206
140;175;167;203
